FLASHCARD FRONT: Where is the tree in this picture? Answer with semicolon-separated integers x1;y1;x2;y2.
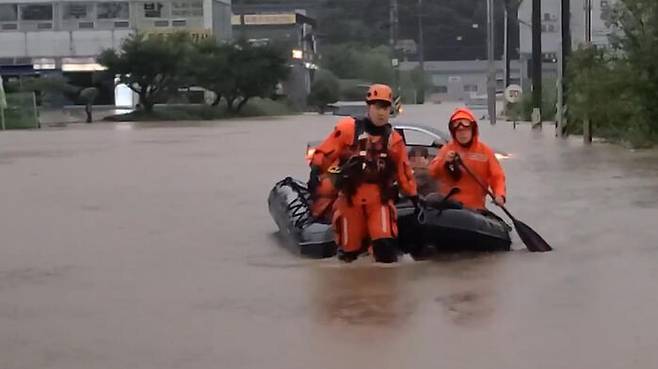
226;42;290;113
98;33;190;113
400;66;430;103
320;44;394;84
188;40;289;113
188;39;235;106
307;69;340;113
564;0;658;146
607;0;658;136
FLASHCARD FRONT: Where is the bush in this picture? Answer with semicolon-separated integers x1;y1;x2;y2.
400;66;430;104
99;33;290;114
307;69;340;113
320;43;394;85
103;98;297;122
507;78;557;121
561;0;658;147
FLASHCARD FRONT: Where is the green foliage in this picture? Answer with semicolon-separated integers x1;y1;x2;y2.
98;32;192;112
103;98;296;122
400;66;430;103
307;69;340;113
188;39;234;106
7;77;80;106
2;93;39;129
565;0;658;147
99;33;290;114
508;78;557;122
320;44;394;85
227;41;290;113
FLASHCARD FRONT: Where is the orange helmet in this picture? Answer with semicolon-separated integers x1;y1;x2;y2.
366;84;394;105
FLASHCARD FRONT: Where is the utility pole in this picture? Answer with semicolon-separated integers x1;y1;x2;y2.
503;7;510;89
390;0;400;96
558;0;571;137
487;0;496;125
417;0;425;104
532;0;542;128
583;0;592;143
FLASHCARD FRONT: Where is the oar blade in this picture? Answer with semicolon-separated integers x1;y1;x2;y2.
512;218;552;252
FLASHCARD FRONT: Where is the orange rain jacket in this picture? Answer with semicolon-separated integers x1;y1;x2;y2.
310;117;418;204
428;108;506;209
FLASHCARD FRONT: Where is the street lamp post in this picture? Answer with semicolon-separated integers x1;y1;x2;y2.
487;0;496;125
532;0;542;128
583;0;592;143
418;0;425;104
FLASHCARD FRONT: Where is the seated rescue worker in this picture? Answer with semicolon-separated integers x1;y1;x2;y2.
428;107;506;210
307;84;419;263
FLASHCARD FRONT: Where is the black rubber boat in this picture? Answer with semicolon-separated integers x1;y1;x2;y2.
397;194;512;255
268;177;512;258
267;177;337;258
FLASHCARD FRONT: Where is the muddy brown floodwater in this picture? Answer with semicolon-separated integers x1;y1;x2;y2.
1;105;658;369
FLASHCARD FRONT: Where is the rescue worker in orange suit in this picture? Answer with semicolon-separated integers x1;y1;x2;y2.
307;84;419;263
428;107;506;210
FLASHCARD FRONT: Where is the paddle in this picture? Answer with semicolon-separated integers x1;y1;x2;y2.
455;155;552;252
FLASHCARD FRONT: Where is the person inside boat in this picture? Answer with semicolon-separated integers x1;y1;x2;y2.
408;146;437;196
307;84;419;263
428;107;506;210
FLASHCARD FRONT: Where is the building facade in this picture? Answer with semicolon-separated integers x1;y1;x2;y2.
0;0;231;105
231;9;317;109
517;0;616;90
401;60;523;103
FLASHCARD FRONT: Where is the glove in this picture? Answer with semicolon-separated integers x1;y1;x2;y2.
444;161;462;180
307;166;321;194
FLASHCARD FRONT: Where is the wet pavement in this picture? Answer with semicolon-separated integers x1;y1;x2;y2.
1;104;658;369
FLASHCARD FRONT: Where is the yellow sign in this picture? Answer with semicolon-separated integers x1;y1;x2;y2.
243;13;296;25
145;28;212;42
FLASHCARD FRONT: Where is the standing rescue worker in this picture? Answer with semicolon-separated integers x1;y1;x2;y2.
307;84;419;263
428;107;506;210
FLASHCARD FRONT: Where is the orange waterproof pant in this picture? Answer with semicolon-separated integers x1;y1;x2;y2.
331;195;398;253
310;176;338;221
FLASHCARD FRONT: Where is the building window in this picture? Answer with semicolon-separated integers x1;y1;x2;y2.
114;20;129;27
544;13;551;21
97;2;129;20
143;2;166;18
464;84;478;93
171;0;202;18
37;22;52;29
79;21;95;29
435;86;448;94
0;4;18;21
172;19;187;27
20;4;53;21
548;24;556;32
63;3;94;20
154;20;169;27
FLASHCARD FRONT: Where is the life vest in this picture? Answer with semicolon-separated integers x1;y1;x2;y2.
330;118;396;198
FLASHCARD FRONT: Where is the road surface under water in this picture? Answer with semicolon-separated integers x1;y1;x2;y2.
1;104;658;369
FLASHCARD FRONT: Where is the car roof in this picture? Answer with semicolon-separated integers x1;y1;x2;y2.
307;121;508;156
392;122;451;141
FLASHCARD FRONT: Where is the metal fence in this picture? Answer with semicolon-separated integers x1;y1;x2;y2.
1;92;39;130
